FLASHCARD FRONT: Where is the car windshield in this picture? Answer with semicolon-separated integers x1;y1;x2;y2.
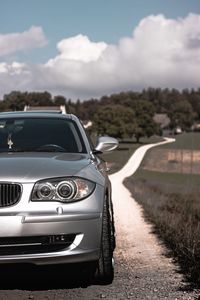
0;117;86;153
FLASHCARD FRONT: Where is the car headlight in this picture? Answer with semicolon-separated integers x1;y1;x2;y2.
37;182;55;200
31;177;95;203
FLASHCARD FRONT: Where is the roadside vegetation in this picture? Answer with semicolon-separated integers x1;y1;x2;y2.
124;132;200;286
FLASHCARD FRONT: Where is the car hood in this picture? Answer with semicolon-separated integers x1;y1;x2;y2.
0;152;92;182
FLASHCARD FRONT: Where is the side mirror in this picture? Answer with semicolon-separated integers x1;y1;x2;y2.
95;136;118;153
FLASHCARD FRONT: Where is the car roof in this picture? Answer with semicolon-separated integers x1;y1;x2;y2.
0;111;78;121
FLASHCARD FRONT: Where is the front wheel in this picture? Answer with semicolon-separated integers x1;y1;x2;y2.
94;198;114;284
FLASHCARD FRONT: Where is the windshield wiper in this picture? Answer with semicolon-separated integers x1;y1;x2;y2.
34;149;67;153
0;148;68;153
0;149;26;153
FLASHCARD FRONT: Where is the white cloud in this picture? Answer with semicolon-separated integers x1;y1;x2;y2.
47;34;107;65
0;62;29;75
0;14;200;99
0;26;47;57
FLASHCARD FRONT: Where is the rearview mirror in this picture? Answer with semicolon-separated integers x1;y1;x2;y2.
95;136;118;153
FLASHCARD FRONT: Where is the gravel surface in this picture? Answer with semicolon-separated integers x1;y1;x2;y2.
0;138;199;300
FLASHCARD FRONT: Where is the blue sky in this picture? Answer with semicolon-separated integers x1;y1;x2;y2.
0;0;200;99
0;0;199;63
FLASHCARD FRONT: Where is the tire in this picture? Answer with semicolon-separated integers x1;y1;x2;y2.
94;197;114;285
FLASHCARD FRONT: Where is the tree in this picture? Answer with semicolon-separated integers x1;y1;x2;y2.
168;99;196;131
130;99;159;142
92;100;159;142
1;91;54;111
134;113;160;143
3;91;28;111
54;95;66;105
27;91;52;106
93;105;136;139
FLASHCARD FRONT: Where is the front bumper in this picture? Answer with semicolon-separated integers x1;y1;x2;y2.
0;183;104;265
0;213;102;265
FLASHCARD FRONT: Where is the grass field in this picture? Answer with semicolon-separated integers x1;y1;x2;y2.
141;132;200;175
161;132;200;150
124;132;200;286
134;169;200;189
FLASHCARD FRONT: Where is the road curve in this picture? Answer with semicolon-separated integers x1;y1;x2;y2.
110;137;175;181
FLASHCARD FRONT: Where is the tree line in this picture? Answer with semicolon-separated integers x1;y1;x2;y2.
0;88;200;141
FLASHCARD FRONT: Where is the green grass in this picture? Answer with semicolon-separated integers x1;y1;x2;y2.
162;132;200;150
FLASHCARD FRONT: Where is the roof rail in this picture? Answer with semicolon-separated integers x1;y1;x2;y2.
24;105;66;114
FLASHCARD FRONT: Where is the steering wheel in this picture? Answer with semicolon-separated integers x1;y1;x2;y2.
36;144;66;152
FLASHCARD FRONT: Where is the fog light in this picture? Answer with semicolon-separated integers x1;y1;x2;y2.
48;234;75;244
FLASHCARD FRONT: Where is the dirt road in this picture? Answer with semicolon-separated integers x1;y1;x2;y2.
0;139;199;300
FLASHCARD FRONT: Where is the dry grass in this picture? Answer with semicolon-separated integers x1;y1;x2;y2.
124;168;200;285
142;148;200;174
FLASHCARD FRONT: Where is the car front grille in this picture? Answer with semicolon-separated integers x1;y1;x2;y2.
0;183;22;207
0;234;76;255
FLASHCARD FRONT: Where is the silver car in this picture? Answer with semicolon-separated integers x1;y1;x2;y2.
0;111;118;284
